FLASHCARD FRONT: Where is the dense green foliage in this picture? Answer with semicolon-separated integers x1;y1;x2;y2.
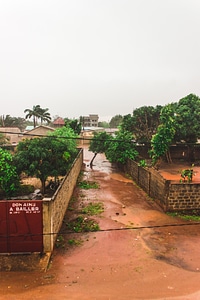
121;106;162;144
89;131;110;154
14;128;78;193
150;104;175;165
0;148;19;197
105;131;138;164
113;93;200;165
0;115;27;131
98;121;110;128
109;114;123;128
174;94;200;143
64;118;82;134
89;130;138;165
2;93;200;178
120;114;134;133
150;94;200;164
48;125;78;153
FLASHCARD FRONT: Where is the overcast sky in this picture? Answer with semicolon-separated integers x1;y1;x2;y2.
0;0;200;121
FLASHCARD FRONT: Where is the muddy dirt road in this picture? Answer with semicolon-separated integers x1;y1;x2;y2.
0;148;200;300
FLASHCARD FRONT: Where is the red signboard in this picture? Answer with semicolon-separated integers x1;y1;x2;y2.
0;200;43;253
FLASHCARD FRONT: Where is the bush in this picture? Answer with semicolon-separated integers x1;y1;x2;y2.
16;184;35;196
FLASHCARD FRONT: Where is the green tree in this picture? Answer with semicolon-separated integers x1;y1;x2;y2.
48;125;78;154
89;131;110;167
38;107;51;125
14;130;78;194
174;94;200;143
0;115;26;131
24;105;41;128
0;115;13;127
64;118;82;135
24;105;51;128
48;126;79;180
171;93;200;162
150;104;176;166
109;115;123;128
0;148;19;197
105;131;138;164
120;114;135;133
120;106;162;144
98;121;109;128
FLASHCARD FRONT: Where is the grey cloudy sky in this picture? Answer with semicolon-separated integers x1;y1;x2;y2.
1;0;200;121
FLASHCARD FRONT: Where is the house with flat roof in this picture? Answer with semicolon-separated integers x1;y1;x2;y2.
82;114;99;127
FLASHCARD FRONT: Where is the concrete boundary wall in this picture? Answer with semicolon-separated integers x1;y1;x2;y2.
124;158;200;212
43;149;83;253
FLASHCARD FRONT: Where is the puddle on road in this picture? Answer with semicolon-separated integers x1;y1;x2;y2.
109;173;133;183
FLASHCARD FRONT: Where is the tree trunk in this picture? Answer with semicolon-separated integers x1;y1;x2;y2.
90;152;97;168
166;150;172;163
41;178;46;195
33;116;36;128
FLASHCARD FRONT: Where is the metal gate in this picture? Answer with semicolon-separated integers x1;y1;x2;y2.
0;200;43;253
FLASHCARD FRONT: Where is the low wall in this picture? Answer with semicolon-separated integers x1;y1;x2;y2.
43;149;83;252
124;159;169;210
167;183;200;211
124;158;200;212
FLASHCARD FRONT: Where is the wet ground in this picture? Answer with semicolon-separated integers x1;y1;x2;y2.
158;161;200;183
0;148;200;299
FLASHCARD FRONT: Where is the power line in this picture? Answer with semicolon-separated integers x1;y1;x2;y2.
1;221;200;239
0;130;135;143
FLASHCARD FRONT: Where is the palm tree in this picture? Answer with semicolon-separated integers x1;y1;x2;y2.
0;115;26;131
24;105;41;128
0;115;14;127
37;108;51;125
24;105;51;127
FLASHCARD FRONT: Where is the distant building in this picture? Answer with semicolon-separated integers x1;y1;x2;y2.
82;114;99;127
79;126;104;146
0;127;22;145
104;128;119;136
22;125;55;140
24;125;34;131
52;117;65;128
